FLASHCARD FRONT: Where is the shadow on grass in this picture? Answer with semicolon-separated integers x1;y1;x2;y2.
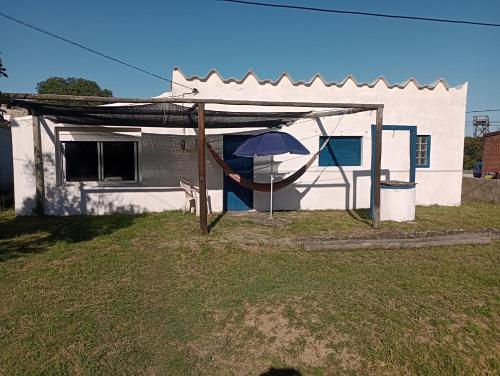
208;211;227;232
346;208;372;225
0;212;139;262
260;368;301;376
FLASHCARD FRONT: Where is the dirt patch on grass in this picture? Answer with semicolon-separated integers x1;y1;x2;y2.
243;305;301;347
48;254;81;268
226;212;293;227
243;304;336;367
337;347;363;372
188;302;365;374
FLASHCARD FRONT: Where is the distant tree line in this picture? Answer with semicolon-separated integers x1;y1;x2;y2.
463;137;483;169
35;77;113;106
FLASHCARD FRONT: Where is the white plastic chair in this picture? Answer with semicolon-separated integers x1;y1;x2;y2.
180;179;212;216
180;179;196;214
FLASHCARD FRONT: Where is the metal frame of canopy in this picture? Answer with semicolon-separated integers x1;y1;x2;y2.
3;93;384;235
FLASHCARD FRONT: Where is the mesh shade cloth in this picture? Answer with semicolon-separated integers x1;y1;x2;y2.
12;100;310;128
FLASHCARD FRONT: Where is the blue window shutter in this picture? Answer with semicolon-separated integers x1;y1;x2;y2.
319;136;362;166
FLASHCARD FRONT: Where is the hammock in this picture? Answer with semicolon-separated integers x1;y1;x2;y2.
206;141;319;192
206;113;346;192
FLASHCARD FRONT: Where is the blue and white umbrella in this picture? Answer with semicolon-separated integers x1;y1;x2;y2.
234;131;310;217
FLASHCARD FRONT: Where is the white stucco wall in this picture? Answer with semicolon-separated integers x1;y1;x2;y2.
10;68;467;215
11;117;227;215
171;69;467;211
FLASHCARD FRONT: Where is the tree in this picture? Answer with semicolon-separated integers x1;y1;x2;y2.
0;56;7;122
463;137;483;170
36;77;112;97
0;57;7;78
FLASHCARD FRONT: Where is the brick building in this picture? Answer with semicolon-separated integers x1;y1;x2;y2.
482;131;500;177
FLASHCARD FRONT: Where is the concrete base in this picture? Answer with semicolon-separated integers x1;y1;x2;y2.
302;229;499;251
380;186;416;222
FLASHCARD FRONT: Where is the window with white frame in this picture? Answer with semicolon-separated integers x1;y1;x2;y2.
416;135;431;168
62;141;138;183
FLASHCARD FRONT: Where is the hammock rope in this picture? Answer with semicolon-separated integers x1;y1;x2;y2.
206;114;346;192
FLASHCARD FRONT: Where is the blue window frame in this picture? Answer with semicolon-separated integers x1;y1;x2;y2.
319;136;362;166
416;135;431;168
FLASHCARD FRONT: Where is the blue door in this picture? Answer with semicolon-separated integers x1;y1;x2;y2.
223;135;254;211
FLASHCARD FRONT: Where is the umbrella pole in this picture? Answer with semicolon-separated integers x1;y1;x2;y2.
270;156;273;219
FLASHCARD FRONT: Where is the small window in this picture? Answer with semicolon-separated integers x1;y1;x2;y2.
63;141;138;183
416;135;431;168
319;136;362;166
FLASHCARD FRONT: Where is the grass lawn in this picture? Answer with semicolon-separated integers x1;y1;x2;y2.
0;202;499;375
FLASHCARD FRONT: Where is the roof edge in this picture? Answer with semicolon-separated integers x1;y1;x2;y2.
173;67;466;91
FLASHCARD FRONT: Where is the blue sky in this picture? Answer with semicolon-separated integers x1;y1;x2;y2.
1;0;499;132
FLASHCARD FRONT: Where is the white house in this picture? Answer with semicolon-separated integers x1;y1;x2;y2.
10;68;467;216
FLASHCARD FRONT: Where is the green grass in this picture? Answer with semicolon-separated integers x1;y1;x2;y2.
0;202;499;375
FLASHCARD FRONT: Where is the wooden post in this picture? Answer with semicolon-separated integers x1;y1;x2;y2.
373;108;383;228
197;103;209;235
32;114;45;215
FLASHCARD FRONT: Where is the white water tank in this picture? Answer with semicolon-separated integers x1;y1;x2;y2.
380;181;416;222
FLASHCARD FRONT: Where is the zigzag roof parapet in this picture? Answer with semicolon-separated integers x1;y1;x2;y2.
174;67;464;91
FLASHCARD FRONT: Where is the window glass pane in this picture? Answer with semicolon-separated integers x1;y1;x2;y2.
64;142;99;181
416;135;430;167
102;142;136;181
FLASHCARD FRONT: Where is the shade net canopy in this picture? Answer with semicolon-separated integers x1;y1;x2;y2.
11;100;311;129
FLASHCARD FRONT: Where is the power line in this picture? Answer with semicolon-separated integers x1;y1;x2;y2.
466;122;500;125
0;11;196;92
218;0;500;28
466;119;500;122
466;108;500;113
465;124;500;127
